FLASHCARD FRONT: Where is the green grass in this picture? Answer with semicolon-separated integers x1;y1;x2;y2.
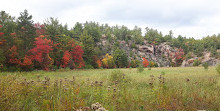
0;67;220;110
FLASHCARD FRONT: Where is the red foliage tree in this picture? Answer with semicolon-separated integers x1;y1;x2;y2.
142;57;149;67
19;55;33;69
174;48;185;66
0;32;6;46
29;37;53;70
70;44;85;69
61;51;72;68
0;32;4;37
0;26;5;45
8;46;20;65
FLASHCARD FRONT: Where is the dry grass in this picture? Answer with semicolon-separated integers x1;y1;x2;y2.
0;67;220;111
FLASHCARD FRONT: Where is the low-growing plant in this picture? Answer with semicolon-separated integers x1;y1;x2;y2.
109;70;130;83
137;65;144;73
193;59;201;66
161;71;165;75
202;62;209;70
216;63;220;74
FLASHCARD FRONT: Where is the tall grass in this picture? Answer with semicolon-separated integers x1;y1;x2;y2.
0;67;220;110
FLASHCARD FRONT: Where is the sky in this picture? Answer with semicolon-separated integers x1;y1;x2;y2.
1;0;220;39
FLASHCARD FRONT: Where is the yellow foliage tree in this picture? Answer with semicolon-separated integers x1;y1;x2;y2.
102;53;115;68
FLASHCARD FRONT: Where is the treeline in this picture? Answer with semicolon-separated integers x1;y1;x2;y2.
0;10;220;71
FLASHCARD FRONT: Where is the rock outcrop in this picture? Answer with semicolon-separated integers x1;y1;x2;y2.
97;37;219;67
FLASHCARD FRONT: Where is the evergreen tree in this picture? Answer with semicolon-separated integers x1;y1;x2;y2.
80;30;95;66
17;9;36;54
44;17;63;42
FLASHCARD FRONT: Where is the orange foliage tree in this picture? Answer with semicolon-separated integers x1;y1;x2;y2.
142;57;149;67
96;59;102;68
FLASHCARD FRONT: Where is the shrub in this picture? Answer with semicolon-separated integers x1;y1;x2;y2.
185;52;193;60
137;65;144;73
216;63;220;74
110;70;124;82
84;64;94;69
135;60;140;67
154;63;159;67
131;43;137;49
193;59;201;66
161;71;165;75
109;70;131;84
202;62;208;70
142;57;149;67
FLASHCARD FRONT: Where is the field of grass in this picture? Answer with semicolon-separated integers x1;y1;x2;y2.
0;67;220;111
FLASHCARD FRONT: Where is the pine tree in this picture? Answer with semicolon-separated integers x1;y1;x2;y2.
17;9;36;54
80;30;95;66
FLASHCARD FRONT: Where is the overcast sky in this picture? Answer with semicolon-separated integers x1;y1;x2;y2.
1;0;220;39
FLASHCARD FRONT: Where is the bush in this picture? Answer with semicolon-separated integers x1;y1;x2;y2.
216;63;220;74
185;52;193;60
137;65;144;73
131;43;137;49
193;59;201;66
161;71;165;75
84;64;94;69
7;66;21;72
109;70;131;85
110;70;124;82
135;60;140;67
154;63;159;67
202;62;208;70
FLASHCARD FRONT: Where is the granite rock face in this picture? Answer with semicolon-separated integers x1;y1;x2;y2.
97;37;219;67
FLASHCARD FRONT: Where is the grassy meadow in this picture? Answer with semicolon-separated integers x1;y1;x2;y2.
0;67;220;111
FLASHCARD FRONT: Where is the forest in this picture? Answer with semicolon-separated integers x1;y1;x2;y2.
1;9;220;111
0;9;220;71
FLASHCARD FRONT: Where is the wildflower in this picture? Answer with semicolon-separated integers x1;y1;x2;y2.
100;81;103;86
113;88;117;92
186;78;190;82
91;103;108;111
149;82;153;86
107;86;111;91
95;81;98;85
115;80;118;85
30;80;34;84
73;76;75;81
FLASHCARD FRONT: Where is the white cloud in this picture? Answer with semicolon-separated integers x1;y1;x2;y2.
1;0;220;39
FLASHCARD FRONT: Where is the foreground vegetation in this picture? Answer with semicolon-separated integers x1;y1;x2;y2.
1;67;220;110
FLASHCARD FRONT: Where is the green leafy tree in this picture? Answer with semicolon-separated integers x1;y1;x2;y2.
0;11;17;47
113;48;128;68
145;27;163;44
84;21;101;43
